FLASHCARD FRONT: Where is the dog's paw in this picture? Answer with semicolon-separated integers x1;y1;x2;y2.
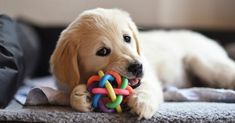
70;84;92;112
127;90;161;120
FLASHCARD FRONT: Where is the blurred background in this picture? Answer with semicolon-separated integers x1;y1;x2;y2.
1;0;235;30
1;0;235;77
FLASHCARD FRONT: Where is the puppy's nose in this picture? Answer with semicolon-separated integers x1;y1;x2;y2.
127;62;143;77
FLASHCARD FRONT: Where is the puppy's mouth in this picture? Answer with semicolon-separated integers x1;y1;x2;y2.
128;78;141;89
110;69;142;89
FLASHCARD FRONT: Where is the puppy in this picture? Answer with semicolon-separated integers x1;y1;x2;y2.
50;8;235;119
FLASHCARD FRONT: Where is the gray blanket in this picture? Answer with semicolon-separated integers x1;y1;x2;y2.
16;76;235;106
24;84;235;106
14;77;235;109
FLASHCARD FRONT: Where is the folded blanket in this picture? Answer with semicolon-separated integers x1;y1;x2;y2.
25;87;69;106
16;76;235;106
164;87;235;102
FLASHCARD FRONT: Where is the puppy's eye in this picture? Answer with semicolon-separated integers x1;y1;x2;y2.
96;47;111;57
123;35;131;43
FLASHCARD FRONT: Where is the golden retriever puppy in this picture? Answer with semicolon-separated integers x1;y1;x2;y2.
50;8;163;119
50;8;235;119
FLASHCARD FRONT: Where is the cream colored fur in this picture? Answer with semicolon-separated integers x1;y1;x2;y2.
140;30;235;89
50;8;235;119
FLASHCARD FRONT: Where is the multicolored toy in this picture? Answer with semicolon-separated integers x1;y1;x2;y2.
87;70;133;113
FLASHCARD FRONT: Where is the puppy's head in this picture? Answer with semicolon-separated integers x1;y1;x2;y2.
50;8;143;91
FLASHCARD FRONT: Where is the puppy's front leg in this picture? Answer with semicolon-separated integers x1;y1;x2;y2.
70;84;92;112
128;73;163;119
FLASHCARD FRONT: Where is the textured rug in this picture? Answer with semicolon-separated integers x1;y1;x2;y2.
1;100;235;123
4;76;234;123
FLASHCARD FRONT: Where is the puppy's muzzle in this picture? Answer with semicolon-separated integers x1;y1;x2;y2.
127;61;143;77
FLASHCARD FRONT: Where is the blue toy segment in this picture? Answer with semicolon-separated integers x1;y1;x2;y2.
99;74;114;87
92;94;102;108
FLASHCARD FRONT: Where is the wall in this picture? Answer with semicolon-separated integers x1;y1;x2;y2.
1;0;235;30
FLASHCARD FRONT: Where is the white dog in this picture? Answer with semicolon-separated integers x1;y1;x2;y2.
50;8;235;119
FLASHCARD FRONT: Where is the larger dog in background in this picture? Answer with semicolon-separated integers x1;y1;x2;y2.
50;8;235;119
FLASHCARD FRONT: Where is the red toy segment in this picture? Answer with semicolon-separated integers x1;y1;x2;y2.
87;75;100;87
106;70;122;88
92;88;130;95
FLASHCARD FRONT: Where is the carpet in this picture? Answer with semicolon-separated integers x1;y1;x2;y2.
1;100;235;123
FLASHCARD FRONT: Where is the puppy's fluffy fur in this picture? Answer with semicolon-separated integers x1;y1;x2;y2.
50;8;235;119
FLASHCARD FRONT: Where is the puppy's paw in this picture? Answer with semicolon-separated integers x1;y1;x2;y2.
70;84;91;112
128;90;162;120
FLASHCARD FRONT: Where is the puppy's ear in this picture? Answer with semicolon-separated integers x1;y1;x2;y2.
114;9;141;55
129;23;141;55
126;16;141;55
50;31;80;91
130;26;140;55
